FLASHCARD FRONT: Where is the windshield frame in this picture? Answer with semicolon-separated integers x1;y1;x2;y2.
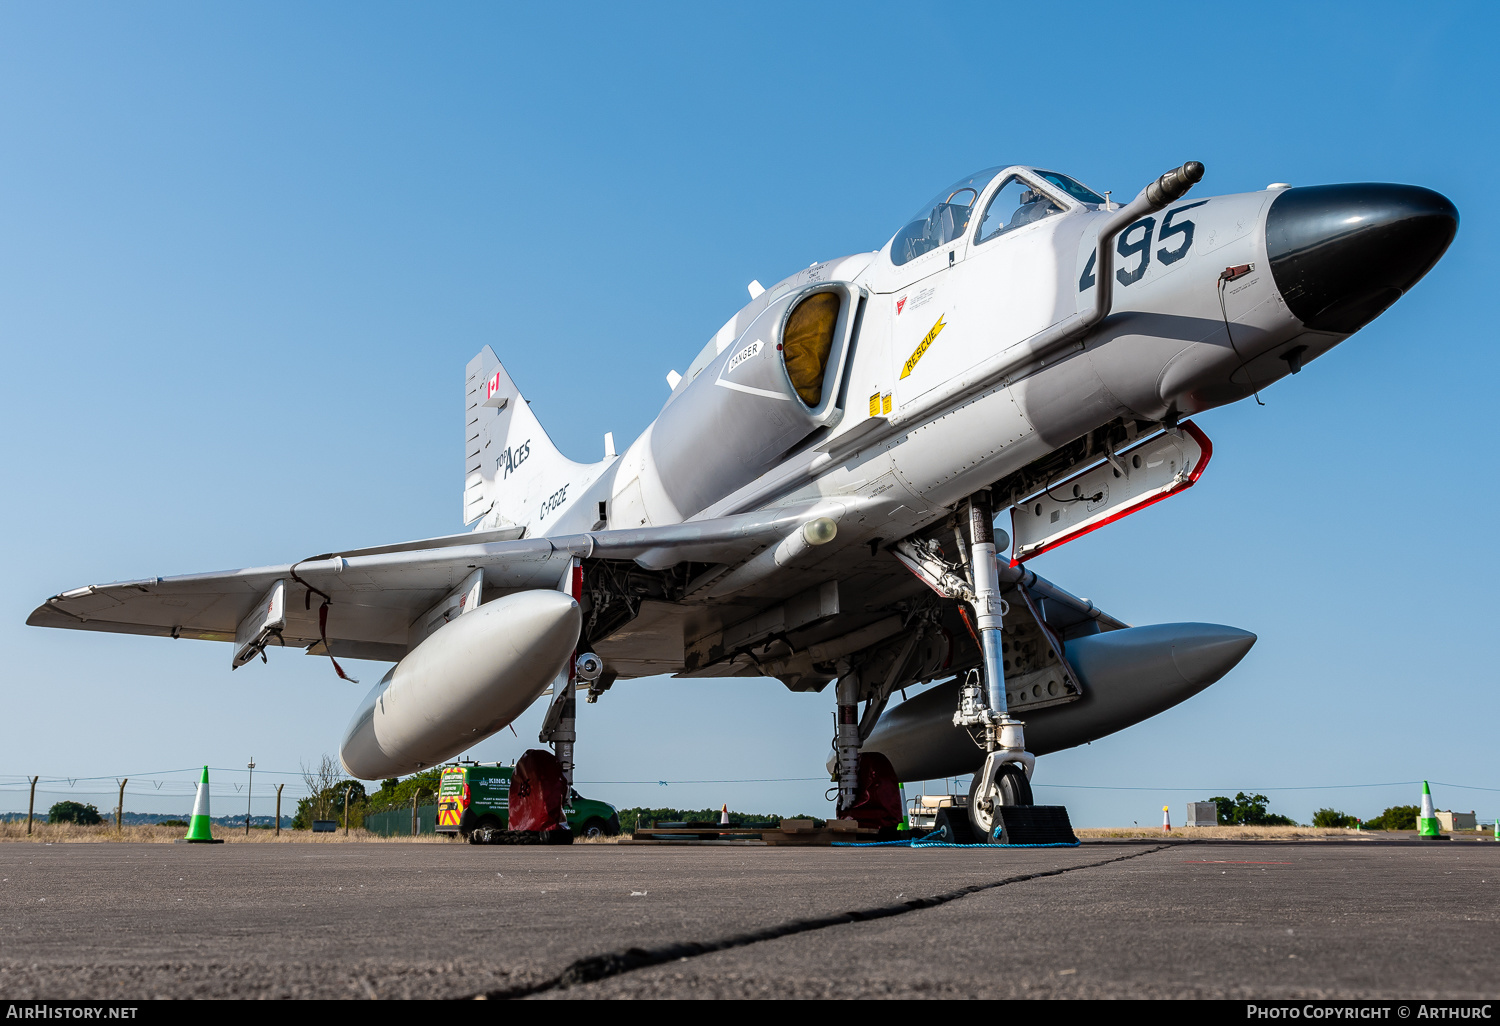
884;166;1099;267
968;167;1089;248
1028;168;1108;206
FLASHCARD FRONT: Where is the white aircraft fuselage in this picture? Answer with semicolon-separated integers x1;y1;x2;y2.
32;162;1457;823
481;167;1451;565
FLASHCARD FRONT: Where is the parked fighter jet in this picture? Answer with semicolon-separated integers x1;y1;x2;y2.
30;160;1457;840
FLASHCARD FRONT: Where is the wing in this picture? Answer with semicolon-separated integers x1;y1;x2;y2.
26;510;815;666
30;498;1125;696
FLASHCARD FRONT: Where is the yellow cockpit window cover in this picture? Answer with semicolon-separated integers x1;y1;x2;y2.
782;292;840;407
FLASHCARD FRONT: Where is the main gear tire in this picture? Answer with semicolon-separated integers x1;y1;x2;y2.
466;814;503;844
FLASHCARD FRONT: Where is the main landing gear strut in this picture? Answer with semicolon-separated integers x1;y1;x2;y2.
835;491;1042;841
538;556;607;792
539;651;604;790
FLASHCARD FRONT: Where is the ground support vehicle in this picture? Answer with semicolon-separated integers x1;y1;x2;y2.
435;763;620;840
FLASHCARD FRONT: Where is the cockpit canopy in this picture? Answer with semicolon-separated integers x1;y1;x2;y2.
888;167;1107;266
889;167;1002;267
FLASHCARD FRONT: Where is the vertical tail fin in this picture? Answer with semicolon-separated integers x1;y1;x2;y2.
464;347;594;533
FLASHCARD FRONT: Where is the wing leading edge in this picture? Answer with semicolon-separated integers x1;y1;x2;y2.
27;508;818;665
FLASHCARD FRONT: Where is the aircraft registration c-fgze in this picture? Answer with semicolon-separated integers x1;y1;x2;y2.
30;160;1458;841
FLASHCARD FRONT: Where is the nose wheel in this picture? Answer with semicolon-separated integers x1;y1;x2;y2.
968;762;1033;842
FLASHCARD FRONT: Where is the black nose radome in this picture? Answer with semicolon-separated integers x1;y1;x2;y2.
1266;183;1457;334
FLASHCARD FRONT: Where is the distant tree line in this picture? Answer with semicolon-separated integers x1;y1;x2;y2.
1353;805;1419;831
291;755;367;829
1198;794;1424;830
367;769;443;812
1312;808;1358;828
289;759;444;830
1207;793;1296;826
47;801;102;825
31;805;290;828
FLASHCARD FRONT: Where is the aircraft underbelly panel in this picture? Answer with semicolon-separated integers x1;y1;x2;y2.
592;598;686;676
1010;354;1126;449
889;385;1042;506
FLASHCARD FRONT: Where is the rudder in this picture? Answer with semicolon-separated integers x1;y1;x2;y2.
464;346;593;533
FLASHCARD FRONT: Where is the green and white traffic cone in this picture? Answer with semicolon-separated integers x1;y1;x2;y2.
1418;780;1441;838
180;766;223;844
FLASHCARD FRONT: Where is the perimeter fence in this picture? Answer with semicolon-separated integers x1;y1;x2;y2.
363;800;440;837
5;768;1500;834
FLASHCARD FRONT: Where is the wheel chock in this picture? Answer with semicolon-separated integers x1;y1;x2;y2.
989;806;1078;846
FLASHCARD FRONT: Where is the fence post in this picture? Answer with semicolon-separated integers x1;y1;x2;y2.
275;784;284;837
411;792;418;837
115;778;128;833
343;787;350;836
27;776;38;836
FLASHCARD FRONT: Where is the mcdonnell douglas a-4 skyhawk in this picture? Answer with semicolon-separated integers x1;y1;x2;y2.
31;160;1457;842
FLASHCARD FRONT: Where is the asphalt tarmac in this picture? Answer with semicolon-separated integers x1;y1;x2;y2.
1;839;1495;999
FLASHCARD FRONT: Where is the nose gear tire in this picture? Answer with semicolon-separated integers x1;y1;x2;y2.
968;763;1034;842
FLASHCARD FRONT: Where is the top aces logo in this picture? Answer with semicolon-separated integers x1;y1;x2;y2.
500;440;531;478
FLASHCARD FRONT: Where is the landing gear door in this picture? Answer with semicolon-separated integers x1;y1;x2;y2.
1007;585;1084;713
1010;422;1213;562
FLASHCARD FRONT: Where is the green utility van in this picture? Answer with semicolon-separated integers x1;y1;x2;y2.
435;763;620;839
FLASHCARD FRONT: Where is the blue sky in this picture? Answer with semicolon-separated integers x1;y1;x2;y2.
2;2;1496;825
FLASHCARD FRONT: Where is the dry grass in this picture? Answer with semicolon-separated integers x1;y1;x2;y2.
0;822;455;844
0;822;634;844
1076;825;1380;840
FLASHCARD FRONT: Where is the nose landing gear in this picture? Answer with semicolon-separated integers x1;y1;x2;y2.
950;491;1038;843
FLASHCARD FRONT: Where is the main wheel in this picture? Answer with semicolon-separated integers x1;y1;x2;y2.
968;763;1033;843
467;814;502;845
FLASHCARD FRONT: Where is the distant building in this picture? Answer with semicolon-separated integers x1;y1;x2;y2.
1436;810;1476;831
1186;802;1219;827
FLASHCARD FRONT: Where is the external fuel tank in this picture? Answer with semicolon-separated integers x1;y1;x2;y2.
863;622;1256;782
340;589;580;780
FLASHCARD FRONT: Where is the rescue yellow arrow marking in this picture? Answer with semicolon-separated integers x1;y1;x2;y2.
900;314;946;379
